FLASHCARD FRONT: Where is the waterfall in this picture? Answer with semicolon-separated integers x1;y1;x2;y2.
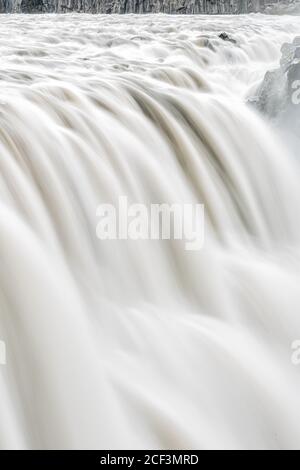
0;13;300;450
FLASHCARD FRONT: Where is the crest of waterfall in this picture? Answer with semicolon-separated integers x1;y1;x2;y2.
0;14;300;450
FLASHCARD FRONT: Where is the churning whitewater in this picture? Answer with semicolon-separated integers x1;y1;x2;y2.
1;13;300;450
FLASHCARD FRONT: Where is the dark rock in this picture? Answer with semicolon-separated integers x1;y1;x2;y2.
0;0;290;13
219;32;237;44
294;47;300;60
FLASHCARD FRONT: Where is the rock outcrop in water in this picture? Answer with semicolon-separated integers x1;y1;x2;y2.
251;36;300;147
0;0;293;14
251;37;300;120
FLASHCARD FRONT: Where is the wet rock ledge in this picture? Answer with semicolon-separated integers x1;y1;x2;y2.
0;0;288;14
251;37;300;120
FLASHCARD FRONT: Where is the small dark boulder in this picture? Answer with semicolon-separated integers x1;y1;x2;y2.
218;33;237;45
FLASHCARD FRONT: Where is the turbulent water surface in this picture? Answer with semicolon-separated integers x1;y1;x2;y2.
1;13;300;450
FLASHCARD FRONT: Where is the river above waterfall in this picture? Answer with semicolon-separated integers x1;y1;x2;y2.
0;14;300;96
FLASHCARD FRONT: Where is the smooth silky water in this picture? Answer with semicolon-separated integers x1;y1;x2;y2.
0;13;300;449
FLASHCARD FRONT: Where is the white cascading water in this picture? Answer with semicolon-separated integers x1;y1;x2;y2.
0;13;300;450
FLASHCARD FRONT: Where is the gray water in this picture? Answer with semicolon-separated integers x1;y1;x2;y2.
1;14;300;450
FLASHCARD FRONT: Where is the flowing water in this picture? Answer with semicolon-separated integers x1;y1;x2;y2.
1;13;300;450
